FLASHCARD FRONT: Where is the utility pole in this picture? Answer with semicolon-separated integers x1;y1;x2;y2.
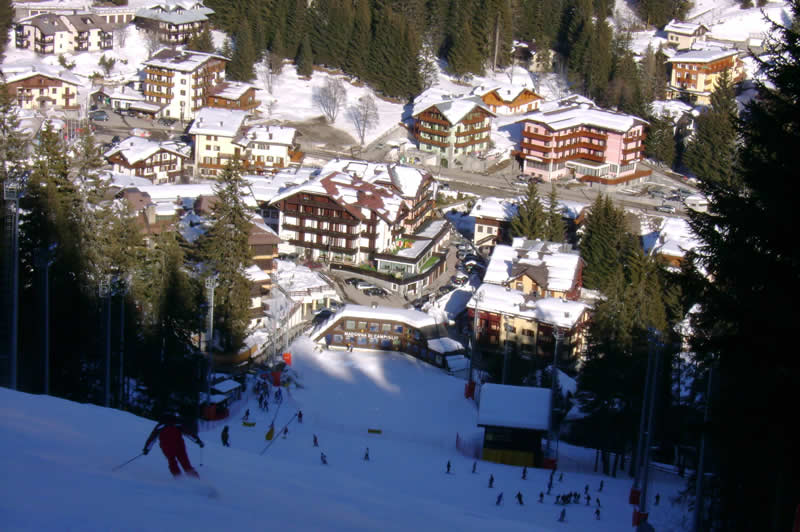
637;331;663;530
693;366;714;532
99;276;112;408
4;178;24;390
468;290;484;383
546;328;562;458
34;245;56;395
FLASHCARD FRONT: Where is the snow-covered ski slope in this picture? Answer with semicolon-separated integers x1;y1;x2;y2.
0;337;689;531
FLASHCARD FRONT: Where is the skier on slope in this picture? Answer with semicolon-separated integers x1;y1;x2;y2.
142;414;204;478
221;425;230;447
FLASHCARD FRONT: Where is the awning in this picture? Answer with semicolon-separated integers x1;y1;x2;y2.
211;379;241;394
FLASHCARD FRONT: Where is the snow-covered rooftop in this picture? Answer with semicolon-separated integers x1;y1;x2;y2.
412;95;495;125
144;48;226;73
469;197;518;222
483;240;581;293
477;383;551;430
136;2;213;25
427;337;464;354
471;81;540;104
274;260;336;298
651;217;701;259
0;61;81;86
389;165;427;198
211;81;256;101
235;124;296;147
664;20;707;36
666;48;738;63
468;284;588;329
104;136;190;165
522;100;645;133
188;108;248;137
211;379;241;394
311;305;438;339
244;264;271;283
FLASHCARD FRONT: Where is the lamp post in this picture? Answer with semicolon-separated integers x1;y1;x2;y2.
99;276;112;407
693;366;714;532
34;245;56;395
546;328;563;458
203;275;218;401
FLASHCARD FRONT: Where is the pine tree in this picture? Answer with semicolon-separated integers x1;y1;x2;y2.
447;19;481;77
0;0;13;59
198;162;252;353
0;82;27;184
344;0;370;79
580;195;632;291
545;185;565;242
227;22;257;81
683;69;738;186
188;25;214;53
510;182;547;240
295;34;313;78
285;0;307;60
683;4;800;528
644;115;676;168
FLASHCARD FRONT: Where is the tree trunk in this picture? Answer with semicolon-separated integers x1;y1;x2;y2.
612;452;619;477
594;449;599;472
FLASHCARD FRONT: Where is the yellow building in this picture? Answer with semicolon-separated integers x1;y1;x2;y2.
664;20;709;50
666;48;744;105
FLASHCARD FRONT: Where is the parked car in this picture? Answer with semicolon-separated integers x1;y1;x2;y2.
451;276;467;287
111;135;121;145
356;281;376;290
344;277;361;286
158;117;178;127
89;110;109;121
531;176;545;184
312;309;333;326
130;128;151;138
656;205;677;214
365;287;387;297
438;285;453;295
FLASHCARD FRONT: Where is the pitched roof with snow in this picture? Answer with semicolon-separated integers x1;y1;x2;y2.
310;304;438;338
210;81;256;100
104;136;190;165
1;62;80;86
467;284;588;329
477;383;551;430
469;196;518;222
234;125;296;148
136;1;213;25
188;108;248;137
269;170;404;224
18;13;68;34
664;19;708;36
651;216;701;259
412;95;495;125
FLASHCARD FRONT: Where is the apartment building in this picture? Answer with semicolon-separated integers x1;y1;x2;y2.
232;125;303;173
15;13;112;54
1;63;80;110
104;137;191;184
664;19;709;50
517;97;650;186
412;96;495;162
187;107;249;176
135;0;214;44
269;171;404;264
142;48;228;121
469;196;519;254
666;48;745;105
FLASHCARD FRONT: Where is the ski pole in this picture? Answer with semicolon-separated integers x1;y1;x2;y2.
112;453;143;472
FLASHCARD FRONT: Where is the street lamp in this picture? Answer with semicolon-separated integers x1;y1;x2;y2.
99;276;112;407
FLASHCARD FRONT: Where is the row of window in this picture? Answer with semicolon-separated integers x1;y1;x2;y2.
342;321;418;336
476;224;497;235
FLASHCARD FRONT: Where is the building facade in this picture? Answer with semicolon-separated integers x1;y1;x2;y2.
413;96;495;163
2;65;80;110
187;107;249;176
477;85;542;115
104;137;191;184
135;0;214;44
517;99;650;186
469;197;518;254
15;13;113;54
206;81;260;112
232;125;303;173
142;48;228;121
666;49;745;105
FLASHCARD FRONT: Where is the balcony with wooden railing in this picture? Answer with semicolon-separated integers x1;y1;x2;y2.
416;133;449;149
455;125;490;137
143;88;173;99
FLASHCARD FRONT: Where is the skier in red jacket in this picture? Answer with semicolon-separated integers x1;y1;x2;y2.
143;414;204;477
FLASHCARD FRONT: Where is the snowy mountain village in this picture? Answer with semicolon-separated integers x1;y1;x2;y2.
1;0;798;531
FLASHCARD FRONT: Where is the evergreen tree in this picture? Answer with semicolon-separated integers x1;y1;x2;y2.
644;114;676;168
683;4;800;528
0;82;27;184
198;162;252;353
511;182;547;240
187;25;215;53
295;34;314;78
683;69;738;185
344;0;371;79
447;19;482;77
0;0;13;59
227;23;257;81
607;34;644;115
580;195;633;291
585;19;613;101
285;0;307;60
545;185;565;242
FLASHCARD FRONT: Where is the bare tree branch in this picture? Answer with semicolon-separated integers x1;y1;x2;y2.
348;94;379;146
313;78;346;123
256;52;274;95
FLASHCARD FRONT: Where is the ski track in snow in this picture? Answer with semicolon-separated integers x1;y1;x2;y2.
0;336;691;531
